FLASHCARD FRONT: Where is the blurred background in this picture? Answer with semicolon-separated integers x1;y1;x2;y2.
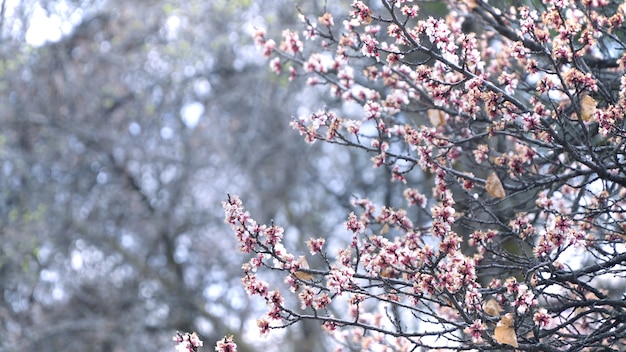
0;0;401;351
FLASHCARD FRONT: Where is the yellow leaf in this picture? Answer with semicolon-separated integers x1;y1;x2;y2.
486;172;506;198
293;256;315;281
580;94;597;122
494;313;518;347
483;298;503;316
427;109;445;127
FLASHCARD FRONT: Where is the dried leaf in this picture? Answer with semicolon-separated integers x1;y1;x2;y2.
483;298;503;317
461;0;479;11
293;256;315;281
380;266;396;278
580;94;597;122
427;109;445;127
530;273;538;287
293;270;315;281
494;313;518;347
486;172;506;198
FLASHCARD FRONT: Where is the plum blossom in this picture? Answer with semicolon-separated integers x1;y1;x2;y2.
173;332;203;352
327;266;355;294
345;212;365;234
351;1;373;24
514;284;537;314
257;317;271;336
306;237;325;254
237;1;626;350
280;29;303;55
464;320;486;343
215;335;237;352
360;33;380;59
533;308;552;329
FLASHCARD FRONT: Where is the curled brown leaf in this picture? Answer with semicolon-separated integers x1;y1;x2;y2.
486;172;506;199
494;313;518;347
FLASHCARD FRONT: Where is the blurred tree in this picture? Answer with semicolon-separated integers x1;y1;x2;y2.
0;0;378;351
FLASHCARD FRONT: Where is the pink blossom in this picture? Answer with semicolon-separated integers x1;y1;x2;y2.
288;66;297;81
303;22;318;40
514;284;537;314
343;119;361;134
173;332;203;352
473;144;489;164
505;277;519;295
338;66;354;87
306;76;320;86
360;33;379;59
269;57;281;74
345;212;365;234
215;335;237;352
306;237;325;254
402;5;419;18
403;188;427;208
242;273;269;298
257;318;271;336
351;1;373;24
327;266;355;294
261;39;275;58
303;53;327;73
533;308;552;329
322;320;338;333
280;29;303;55
264;225;284;245
252;28;266;46
464;320;486;343
313;293;331;310
298;287;315;309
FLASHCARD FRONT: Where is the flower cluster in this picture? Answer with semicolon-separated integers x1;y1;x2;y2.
227;0;626;350
215;335;237;352
172;332;203;352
